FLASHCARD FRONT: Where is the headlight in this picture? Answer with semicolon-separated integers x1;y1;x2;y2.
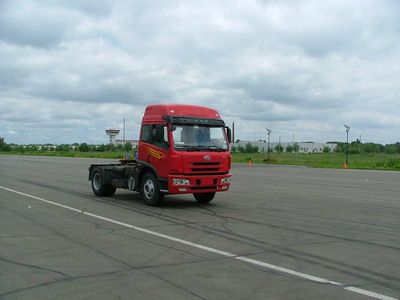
173;178;190;185
221;177;231;184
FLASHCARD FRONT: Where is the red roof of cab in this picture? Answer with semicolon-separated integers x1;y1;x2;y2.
143;104;222;123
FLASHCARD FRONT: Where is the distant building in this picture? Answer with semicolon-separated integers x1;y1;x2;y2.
233;141;337;153
115;139;138;148
105;129;120;145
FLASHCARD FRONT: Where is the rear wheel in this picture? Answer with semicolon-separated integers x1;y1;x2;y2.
193;192;215;204
141;173;164;206
91;169;116;197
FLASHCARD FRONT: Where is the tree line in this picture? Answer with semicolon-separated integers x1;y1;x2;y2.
0;137;133;153
232;142;304;153
1;137;400;154
335;142;400;154
231;141;400;154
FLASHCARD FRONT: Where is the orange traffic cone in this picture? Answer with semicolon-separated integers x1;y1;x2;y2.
247;159;253;167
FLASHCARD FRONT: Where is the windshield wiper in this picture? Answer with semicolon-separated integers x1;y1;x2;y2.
175;145;226;152
202;146;227;152
175;145;204;151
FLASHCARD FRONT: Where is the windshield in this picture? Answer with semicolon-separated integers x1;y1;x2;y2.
172;125;228;151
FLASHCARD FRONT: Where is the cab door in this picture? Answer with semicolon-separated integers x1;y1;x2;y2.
139;124;170;178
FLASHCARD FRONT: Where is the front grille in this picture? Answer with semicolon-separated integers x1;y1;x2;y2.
192;162;219;166
190;161;222;174
192;167;219;172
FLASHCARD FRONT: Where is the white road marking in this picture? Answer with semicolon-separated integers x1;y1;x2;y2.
0;185;397;300
235;256;342;285
344;287;398;300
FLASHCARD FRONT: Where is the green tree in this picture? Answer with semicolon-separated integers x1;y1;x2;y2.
124;142;132;152
384;144;398;154
275;144;284;153
56;144;70;152
286;145;294;153
244;143;253;153
79;143;89;152
0;137;11;151
323;146;331;153
335;143;345;152
243;143;259;153
105;144;115;151
293;142;300;153
14;145;25;153
363;143;384;153
26;145;39;152
349;144;360;154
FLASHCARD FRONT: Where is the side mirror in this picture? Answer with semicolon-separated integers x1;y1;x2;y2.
226;127;232;143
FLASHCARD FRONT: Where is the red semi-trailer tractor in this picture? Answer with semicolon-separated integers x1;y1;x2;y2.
88;104;232;206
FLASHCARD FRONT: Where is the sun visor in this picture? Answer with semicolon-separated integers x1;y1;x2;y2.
163;116;225;126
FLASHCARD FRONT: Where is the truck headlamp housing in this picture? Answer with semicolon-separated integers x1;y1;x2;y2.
221;177;231;184
173;178;190;186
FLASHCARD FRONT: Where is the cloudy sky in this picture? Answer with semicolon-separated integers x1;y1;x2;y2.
1;0;399;145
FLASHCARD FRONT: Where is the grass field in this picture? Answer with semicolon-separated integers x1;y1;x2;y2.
233;152;400;170
1;151;400;171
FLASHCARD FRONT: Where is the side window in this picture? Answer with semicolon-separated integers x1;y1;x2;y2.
141;125;152;143
152;125;168;148
141;124;168;148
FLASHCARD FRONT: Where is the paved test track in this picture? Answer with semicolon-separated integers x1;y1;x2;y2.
0;155;399;299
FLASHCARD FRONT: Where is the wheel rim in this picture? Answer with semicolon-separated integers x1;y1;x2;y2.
143;179;155;199
93;173;101;190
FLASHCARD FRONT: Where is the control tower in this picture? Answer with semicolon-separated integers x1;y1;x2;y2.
105;129;120;145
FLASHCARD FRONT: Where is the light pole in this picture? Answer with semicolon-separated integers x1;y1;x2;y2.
266;128;271;162
123;118;126;143
278;136;281;154
344;125;350;167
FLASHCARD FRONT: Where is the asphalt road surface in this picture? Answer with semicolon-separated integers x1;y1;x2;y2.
1;155;399;300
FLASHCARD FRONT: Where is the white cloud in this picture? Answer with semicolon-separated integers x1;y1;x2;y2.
0;0;399;144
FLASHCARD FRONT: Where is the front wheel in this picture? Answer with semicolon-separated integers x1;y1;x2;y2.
91;169;116;197
193;192;215;204
141;173;164;206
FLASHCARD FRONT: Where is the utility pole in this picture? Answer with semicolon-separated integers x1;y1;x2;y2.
232;122;235;143
123;118;126;143
344;125;350;167
266;128;271;162
279;136;281;154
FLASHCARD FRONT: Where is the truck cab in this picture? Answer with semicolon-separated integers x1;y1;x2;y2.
89;104;231;206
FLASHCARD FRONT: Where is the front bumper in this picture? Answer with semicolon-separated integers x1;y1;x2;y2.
167;174;231;194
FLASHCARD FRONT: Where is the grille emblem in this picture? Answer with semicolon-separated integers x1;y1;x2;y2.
203;155;211;161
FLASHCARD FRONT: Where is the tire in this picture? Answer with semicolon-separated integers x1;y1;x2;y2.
193;192;215;204
91;169;116;197
141;173;164;206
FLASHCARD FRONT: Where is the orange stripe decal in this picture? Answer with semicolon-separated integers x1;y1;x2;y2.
145;147;165;159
